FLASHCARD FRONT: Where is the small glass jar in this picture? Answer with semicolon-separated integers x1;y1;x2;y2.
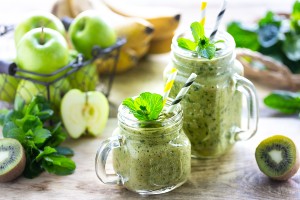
95;101;191;195
164;30;259;158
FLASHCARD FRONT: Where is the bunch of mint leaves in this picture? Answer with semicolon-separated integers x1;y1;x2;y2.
177;21;223;59
0;96;76;178
227;0;300;73
122;92;163;121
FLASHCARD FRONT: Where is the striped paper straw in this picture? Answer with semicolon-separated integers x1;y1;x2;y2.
163;68;178;106
200;1;207;26
210;0;228;40
167;73;197;113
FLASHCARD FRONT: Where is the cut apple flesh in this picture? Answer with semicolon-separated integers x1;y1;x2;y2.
61;89;109;138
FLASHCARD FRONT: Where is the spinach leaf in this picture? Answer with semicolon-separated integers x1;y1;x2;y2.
264;90;300;114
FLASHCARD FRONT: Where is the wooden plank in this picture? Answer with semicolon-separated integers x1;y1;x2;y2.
1;118;300;199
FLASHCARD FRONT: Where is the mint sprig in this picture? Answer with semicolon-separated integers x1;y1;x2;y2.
122;92;163;121
177;21;223;59
0;96;76;178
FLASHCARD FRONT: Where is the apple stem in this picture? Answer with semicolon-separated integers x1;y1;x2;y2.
40;26;45;45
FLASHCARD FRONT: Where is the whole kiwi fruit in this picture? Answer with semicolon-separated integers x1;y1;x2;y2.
255;135;300;181
0;138;26;182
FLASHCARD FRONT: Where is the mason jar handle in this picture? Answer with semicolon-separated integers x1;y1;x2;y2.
95;135;123;185
234;74;259;141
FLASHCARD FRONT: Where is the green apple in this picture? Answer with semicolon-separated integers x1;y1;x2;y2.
15;79;61;108
0;75;19;103
68;10;117;59
16;27;69;82
61;89;109;138
68;63;99;91
14;11;65;46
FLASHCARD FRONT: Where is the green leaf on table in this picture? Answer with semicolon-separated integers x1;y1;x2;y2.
227;21;260;51
42;154;76;176
122;92;163;121
264;90;300;114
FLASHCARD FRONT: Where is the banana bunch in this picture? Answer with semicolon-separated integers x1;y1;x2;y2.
51;0;180;73
102;0;180;54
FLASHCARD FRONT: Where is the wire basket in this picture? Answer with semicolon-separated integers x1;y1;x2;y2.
0;24;126;109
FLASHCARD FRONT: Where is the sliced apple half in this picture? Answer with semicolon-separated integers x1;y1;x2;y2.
61;89;109;138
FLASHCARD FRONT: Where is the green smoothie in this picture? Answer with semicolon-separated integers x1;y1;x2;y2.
112;105;191;193
167;31;243;158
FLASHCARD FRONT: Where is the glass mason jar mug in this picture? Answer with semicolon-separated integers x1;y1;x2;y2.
95;101;191;195
164;30;259;158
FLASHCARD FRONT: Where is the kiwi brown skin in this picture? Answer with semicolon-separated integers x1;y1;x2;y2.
0;138;26;183
255;135;300;181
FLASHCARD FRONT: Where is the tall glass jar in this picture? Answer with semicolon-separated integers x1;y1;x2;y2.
95;101;191;195
164;30;258;158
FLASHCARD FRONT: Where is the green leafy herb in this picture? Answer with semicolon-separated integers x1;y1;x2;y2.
227;1;300;73
177;21;223;59
0;96;76;178
264;90;300;114
122;92;163;121
291;0;300;34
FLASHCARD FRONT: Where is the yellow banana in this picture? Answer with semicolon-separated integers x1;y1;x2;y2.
148;33;175;54
96;48;138;74
102;0;180;40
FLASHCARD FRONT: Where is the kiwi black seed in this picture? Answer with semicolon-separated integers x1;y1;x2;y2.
0;138;26;182
255;135;300;181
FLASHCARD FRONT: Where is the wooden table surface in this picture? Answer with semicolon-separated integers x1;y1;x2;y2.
1;118;300;200
0;0;299;199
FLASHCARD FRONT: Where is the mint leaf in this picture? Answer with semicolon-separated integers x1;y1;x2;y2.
177;38;197;51
122;92;163;121
42;154;76;176
36;146;57;161
264;90;300;114
55;147;74;157
33;127;52;145
190;21;204;41
178;21;222;59
198;43;217;60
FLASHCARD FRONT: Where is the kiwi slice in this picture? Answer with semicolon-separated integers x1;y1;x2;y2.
0;138;26;182
255;135;300;181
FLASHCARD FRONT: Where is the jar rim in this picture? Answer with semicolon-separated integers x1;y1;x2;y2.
118;98;183;130
172;29;236;60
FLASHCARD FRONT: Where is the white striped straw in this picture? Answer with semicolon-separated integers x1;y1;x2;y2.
167;73;197;113
210;0;228;40
163;68;178;106
200;1;208;26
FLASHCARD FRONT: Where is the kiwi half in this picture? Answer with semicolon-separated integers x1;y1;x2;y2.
255;135;300;181
0;138;26;182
